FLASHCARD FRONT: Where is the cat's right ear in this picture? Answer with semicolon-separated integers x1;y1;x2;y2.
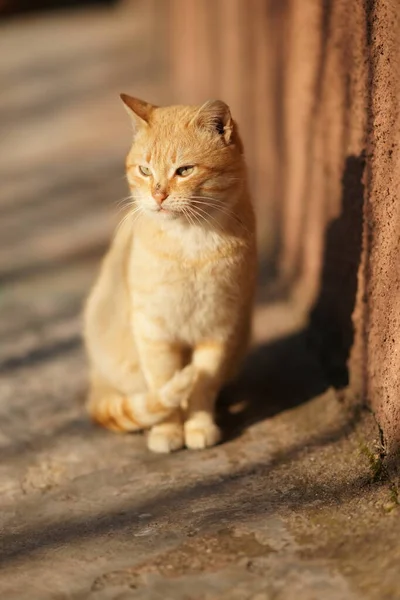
120;94;155;134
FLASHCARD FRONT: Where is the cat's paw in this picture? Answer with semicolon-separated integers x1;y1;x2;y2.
161;364;197;408
147;423;185;453
184;415;221;450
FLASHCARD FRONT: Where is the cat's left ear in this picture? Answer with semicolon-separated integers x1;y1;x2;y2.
196;99;233;144
120;94;156;133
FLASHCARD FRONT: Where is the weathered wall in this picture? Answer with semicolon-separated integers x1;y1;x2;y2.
280;0;400;454
279;0;400;455
361;0;400;453
169;0;400;455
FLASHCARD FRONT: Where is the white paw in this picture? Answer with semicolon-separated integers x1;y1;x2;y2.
184;419;221;450
147;425;185;453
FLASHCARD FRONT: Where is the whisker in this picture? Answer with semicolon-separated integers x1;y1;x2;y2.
190;195;223;201
189;199;239;219
190;204;224;231
172;196;232;217
183;207;196;228
116;202;135;215
183;205;198;228
114;195;133;207
189;200;251;235
194;207;223;232
115;205;143;234
114;193;149;211
186;206;206;229
190;196;237;207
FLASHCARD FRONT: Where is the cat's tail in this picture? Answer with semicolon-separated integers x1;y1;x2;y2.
87;365;196;432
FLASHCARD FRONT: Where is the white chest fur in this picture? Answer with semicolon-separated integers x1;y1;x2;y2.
129;222;247;345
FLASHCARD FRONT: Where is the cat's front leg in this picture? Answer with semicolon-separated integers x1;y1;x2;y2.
133;327;191;452
184;340;227;450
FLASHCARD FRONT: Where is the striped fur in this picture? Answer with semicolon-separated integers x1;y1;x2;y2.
87;365;196;431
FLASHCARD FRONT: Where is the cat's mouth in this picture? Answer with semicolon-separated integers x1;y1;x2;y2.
153;205;180;220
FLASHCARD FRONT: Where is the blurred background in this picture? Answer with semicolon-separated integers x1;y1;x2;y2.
0;0;168;347
0;0;399;452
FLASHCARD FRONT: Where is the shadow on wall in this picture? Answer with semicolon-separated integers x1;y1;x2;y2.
219;153;365;440
237;0;367;438
308;154;365;390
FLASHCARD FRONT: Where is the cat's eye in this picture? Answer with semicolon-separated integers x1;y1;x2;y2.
176;166;195;177
139;165;151;176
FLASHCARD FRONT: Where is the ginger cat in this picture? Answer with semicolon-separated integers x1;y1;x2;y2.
83;95;257;453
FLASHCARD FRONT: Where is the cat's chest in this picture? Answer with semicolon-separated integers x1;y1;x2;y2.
129;236;242;338
146;263;237;341
131;228;239;291
131;248;233;301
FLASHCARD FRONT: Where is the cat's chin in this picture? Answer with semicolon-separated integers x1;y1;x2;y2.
149;208;180;222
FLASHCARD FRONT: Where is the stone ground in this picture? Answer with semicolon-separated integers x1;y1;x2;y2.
1;2;400;599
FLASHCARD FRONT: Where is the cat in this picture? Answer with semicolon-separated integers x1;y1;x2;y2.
83;94;257;453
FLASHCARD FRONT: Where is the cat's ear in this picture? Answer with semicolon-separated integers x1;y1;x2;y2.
120;94;156;133
195;99;233;144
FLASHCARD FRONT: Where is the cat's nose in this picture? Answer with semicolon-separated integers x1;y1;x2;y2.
152;190;169;205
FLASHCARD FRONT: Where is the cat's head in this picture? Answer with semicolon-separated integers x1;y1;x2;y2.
121;95;245;226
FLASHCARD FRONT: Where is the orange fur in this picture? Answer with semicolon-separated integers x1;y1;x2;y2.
83;96;257;452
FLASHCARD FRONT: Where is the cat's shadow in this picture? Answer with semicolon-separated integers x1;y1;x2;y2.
219;153;366;441
216;329;329;440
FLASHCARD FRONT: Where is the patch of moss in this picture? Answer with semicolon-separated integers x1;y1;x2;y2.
389;485;400;506
359;443;384;483
359;441;400;512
